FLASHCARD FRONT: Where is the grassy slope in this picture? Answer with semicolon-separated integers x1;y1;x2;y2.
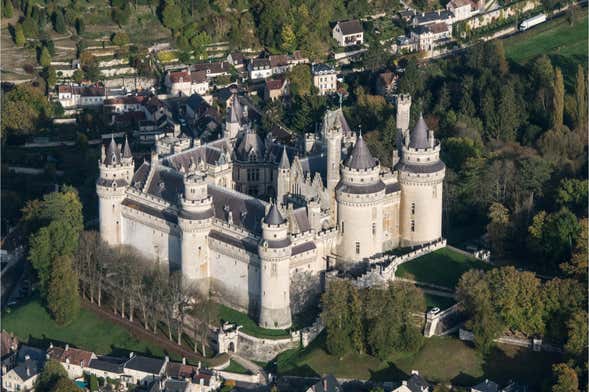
395;247;492;288
217;304;290;339
275;333;560;387
223;360;253;375
3;297;180;360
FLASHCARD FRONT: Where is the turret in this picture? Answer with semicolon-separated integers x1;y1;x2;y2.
178;173;213;282
97;135;134;245
276;147;290;206
335;134;385;265
258;203;292;329
397;113;445;246
224;93;243;141
396;94;412;133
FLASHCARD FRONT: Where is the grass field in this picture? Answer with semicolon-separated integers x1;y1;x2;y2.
395;247;492;289
2;297;182;360
224;360;253;375
504;12;588;88
275;333;560;387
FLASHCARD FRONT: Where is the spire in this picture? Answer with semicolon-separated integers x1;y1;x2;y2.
279;146;290;169
263;202;286;225
344;133;377;170
228;93;242;123
122;135;132;159
409;113;429;149
105;135;120;165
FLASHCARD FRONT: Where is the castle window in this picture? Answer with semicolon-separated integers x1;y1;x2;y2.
355;242;360;255
411;220;415;232
433;185;438;198
341;221;344;233
411;202;415;215
372;223;376;236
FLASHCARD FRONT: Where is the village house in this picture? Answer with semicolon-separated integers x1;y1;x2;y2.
332;19;364;47
264;78;289;101
192;61;231;78
1;331;18;368
2;346;45;392
412;10;453;26
56;84;124;109
164;69;209;96
249;58;273;80
376;71;398;97
446;0;478;22
392;370;431;392
269;55;290;75
312;63;337;96
87;355;129;383
411;22;453;52
123;354;168;386
305;374;342;392
164;361;222;392
47;343;96;379
227;52;245;69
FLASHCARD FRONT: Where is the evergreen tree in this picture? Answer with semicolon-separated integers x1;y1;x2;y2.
75;18;84;35
574;64;587;129
53;9;66;34
47;254;80;325
36;360;68;391
552;67;564;130
280;24;296;53
287;64;311;97
44;66;56;87
13;23;25;46
564;311;588;357
39;46;51;67
3;0;14;18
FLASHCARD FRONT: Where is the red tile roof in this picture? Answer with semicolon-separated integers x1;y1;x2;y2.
47;346;94;367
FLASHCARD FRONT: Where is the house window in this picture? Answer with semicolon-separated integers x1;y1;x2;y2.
355;242;360;255
411;202;415;215
411;220;415;232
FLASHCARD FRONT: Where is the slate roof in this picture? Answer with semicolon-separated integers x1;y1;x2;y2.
146;166;184;204
409;114;429;149
208;230;258;253
131;161;151;189
264;203;285;225
336;181;385;195
293;207;311;232
279;146;290;169
235;130;265;161
123;136;133;158
395;160;445;174
344;135;377;170
105;136;121;165
472;379;499;392
406;373;432;392
125;355;166;374
307;374;342;392
292;241;316;256
336;20;363;35
312;63;336;75
414;10;452;24
88;356;126;374
186;93;209;113
385;182;401;194
298;153;328;183
209;185;267;234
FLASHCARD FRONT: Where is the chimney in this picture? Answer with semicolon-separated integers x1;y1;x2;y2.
26;367;30;377
129;352;134;358
65;344;69;351
182;357;186;365
24;354;30;361
200;378;204;387
49;342;53;349
323;377;327;391
197;361;201;370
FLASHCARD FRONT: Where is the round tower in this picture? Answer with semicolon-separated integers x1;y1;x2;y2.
335;135;385;265
276;147;290;206
396;94;412;133
258;203;292;329
397;114;445;246
96;136;134;246
178;173;214;282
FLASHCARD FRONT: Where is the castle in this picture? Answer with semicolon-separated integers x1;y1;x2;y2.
97;93;445;329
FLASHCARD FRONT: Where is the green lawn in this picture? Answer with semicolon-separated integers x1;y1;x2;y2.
223;360;253;375
275;333;560;388
395;247;492;289
504;13;588;87
217;304;291;339
2;297;184;360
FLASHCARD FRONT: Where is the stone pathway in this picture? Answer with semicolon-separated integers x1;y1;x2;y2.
230;353;268;384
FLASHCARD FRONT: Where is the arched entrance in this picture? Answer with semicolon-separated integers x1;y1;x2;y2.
228;342;235;352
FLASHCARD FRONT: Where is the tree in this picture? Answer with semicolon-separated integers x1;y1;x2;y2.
112;4;130;25
1;83;54;137
48;375;79;392
560;218;588;281
551;363;578;392
88;374;99;391
321;279;355;357
564;311;588;357
75;18;84;35
556;178;588;215
162;0;183;31
487;202;510;258
574;64;587;130
13;23;25;46
280;24;296;52
36;360;68;391
53;9;66;34
28;187;84;296
44;66;57;87
529;208;580;266
287;64;311;96
3;0;14;18
47;254;80;325
190;32;211;60
397;58;422;96
72;69;84;83
111;32;129;46
552;67;564;129
39;46;51;67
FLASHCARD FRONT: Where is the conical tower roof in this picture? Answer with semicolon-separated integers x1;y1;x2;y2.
105;135;121;165
122;135;132;159
279;146;290;169
263;203;285;225
228;93;242;123
409;113;429;149
344;134;377;170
